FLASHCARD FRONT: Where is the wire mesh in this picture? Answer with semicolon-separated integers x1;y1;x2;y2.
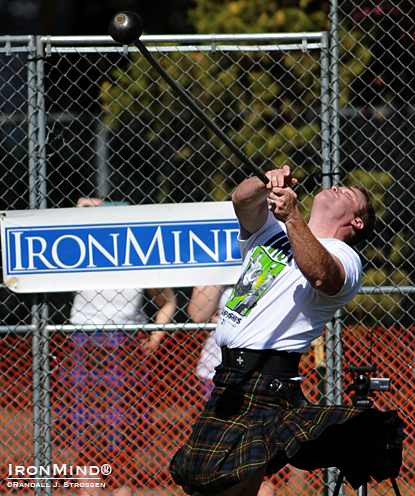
0;10;413;495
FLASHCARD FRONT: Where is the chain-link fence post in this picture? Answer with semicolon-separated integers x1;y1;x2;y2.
29;34;44;496
27;35;38;209
327;4;344;493
31;298;46;496
329;0;341;186
29;36;51;496
35;35;47;210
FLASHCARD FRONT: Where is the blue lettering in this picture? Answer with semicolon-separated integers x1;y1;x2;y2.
6;220;241;275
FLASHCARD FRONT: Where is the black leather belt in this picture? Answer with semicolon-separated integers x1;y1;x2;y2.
221;347;301;378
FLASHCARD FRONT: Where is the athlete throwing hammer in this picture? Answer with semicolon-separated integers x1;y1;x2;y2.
170;165;403;496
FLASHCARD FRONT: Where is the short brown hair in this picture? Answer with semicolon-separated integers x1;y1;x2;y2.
349;185;376;246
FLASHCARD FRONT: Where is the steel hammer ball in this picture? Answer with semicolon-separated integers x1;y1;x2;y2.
109;11;143;45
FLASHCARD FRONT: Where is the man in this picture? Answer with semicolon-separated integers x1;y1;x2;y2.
170;166;403;496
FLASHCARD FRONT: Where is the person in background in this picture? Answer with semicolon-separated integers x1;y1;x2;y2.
70;197;175;352
56;197;176;496
188;285;233;397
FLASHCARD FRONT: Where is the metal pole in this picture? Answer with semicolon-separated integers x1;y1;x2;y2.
36;36;48;209
27;36;38;208
329;0;341;187
328;3;343;495
334;309;343;404
321;31;331;192
38;35;52;496
357;485;368;496
325;319;341;495
30;36;52;496
325;320;335;405
320;34;334;496
95;120;111;197
31;297;44;496
29;36;44;496
41;305;52;496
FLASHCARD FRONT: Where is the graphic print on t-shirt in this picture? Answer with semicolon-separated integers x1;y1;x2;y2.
225;231;292;317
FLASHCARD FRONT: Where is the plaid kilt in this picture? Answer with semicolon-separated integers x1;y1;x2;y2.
170;366;403;496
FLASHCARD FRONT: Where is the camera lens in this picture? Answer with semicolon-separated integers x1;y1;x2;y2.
354;374;370;392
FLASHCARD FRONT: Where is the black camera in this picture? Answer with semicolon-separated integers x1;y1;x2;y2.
345;364;391;408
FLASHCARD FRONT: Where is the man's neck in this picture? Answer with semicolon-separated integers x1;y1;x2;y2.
307;219;344;241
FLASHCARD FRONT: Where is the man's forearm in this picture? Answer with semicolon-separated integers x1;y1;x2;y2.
232;176;269;236
285;210;344;295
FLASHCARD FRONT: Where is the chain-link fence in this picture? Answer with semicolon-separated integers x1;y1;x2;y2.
0;2;414;494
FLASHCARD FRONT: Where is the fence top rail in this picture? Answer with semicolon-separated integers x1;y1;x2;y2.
47;43;324;55
0;35;33;43
358;285;415;294
0;35;35;53
39;32;326;46
0;33;326;55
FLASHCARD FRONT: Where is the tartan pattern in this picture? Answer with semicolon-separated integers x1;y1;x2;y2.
170;366;403;496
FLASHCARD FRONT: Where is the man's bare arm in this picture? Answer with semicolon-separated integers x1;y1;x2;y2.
269;188;345;296
232;176;270;237
188;285;223;323
231;165;343;294
232;166;297;237
143;287;176;352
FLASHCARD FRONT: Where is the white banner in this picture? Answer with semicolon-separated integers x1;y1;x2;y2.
0;202;242;293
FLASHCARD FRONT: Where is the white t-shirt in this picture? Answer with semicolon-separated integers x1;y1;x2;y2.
215;212;362;353
70;288;147;325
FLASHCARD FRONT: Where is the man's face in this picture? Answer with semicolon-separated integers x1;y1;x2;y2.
313;186;366;224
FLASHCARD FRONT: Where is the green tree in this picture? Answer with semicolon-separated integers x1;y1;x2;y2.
189;0;330;34
99;0;376;209
101;1;343;203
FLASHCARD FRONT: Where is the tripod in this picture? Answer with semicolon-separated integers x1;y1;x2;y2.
332;471;401;496
332;366;402;496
